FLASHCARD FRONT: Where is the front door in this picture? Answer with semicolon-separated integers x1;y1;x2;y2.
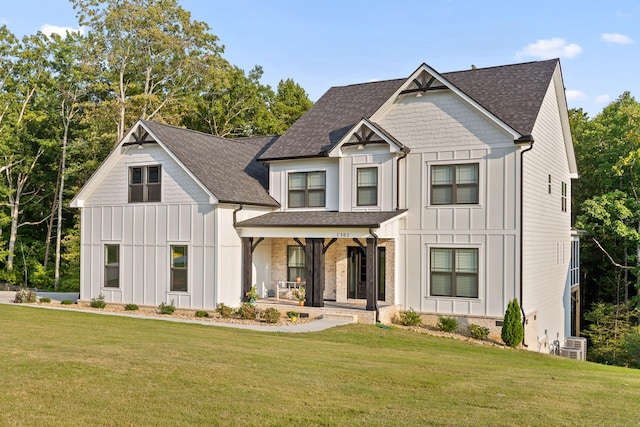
348;246;386;300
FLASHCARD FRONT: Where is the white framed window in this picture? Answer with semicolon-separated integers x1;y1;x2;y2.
431;163;479;205
287;245;306;282
104;244;120;288
170;245;188;292
129;165;161;203
430;247;479;298
288;171;326;208
356;167;378;206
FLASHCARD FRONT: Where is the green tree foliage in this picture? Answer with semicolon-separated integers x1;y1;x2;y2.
582;302;640;368
501;299;524;348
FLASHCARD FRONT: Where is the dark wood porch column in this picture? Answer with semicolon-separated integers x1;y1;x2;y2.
366;237;378;311
241;237;252;301
304;238;325;307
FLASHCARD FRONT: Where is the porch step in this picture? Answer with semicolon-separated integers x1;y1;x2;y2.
321;313;359;323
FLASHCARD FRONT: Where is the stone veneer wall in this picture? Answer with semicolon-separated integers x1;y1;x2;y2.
270;238;396;305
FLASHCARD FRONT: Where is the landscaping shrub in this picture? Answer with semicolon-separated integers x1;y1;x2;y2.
39;297;51;303
158;300;176;315
437;316;458;332
195;310;209;318
261;307;280;323
397;308;422;326
13;288;36;303
502;298;524;348
124;304;139;311
236;303;258;320
61;299;73;305
90;294;106;309
215;303;233;318
469;323;489;340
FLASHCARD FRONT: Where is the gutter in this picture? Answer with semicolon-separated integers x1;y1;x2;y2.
518;135;534;347
232;204;244;226
396;147;410;210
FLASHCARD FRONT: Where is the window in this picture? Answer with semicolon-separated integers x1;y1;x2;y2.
288;171;325;208
104;245;120;288
431;164;479;205
287;246;306;282
561;181;567;212
357;167;378;206
548;175;552;194
129;165;161;203
430;248;478;298
170;245;188;292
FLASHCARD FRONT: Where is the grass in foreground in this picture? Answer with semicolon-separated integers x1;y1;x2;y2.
1;304;639;426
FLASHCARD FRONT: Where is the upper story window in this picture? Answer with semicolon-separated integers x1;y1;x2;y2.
357;167;378;206
288;171;325;208
431;163;479;205
430;248;478;298
129;165;161;203
561;181;567;212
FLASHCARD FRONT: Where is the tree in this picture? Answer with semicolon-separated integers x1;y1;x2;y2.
72;0;226;141
502;299;524;347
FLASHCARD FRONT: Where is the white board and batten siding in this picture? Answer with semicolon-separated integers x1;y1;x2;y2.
522;75;574;344
80;144;231;309
380;90;520;319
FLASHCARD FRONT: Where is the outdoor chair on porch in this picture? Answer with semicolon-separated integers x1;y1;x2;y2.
275;280;305;300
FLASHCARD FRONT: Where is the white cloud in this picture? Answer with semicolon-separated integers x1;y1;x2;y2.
595;94;611;104
565;90;587;101
601;33;634;44
516;38;583;59
39;24;84;37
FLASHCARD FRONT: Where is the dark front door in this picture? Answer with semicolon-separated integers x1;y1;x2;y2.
348;246;386;300
348;247;367;299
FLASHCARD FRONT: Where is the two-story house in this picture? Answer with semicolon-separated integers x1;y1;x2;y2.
71;58;578;349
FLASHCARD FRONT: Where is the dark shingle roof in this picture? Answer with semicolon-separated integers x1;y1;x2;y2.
235;210;407;228
141;120;279;207
259;79;405;160
260;59;559;160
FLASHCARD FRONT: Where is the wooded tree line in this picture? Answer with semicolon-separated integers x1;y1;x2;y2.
0;0;312;291
571;92;640;367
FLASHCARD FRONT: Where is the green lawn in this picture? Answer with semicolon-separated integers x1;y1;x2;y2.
1;305;639;426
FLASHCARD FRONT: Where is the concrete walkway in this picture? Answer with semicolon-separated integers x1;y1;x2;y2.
0;291;353;333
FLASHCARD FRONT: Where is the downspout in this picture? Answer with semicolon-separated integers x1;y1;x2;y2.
232;204;244;226
369;227;379;322
518;136;534;347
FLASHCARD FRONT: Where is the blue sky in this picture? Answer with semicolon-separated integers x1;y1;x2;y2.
1;0;639;117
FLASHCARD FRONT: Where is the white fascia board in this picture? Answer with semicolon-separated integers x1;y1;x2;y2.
370;63;521;139
70;121;145;208
552;64;579;178
327;118;403;157
236;226;373;239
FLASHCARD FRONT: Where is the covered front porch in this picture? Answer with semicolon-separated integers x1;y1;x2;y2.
235;210;406;319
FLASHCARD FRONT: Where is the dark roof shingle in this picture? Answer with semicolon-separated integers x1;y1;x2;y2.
260;59;559;160
141;120;279;207
235;210;407;228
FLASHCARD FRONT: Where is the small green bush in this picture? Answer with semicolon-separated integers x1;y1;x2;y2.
236;303;258;320
124;304;139;311
60;299;73;305
261;307;280;323
469;323;489;340
398;308;422;326
13;288;36;303
90;294;106;309
286;311;298;319
437;316;458;333
39;297;51;303
195;310;209;318
502;299;524;348
158;300;176;315
215;303;233;318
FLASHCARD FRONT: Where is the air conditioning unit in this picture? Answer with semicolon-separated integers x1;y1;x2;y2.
560;347;582;360
564;337;587;361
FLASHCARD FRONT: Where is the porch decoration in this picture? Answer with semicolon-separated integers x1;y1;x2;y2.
246;285;259;304
292;286;305;306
